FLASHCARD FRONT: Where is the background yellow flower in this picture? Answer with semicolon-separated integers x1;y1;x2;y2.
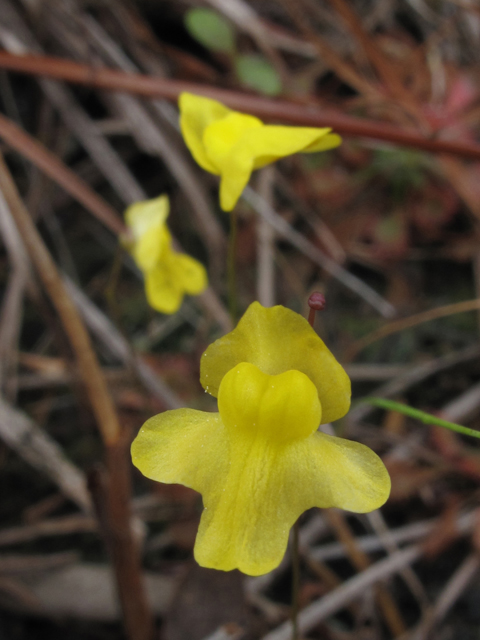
124;195;207;314
179;92;342;211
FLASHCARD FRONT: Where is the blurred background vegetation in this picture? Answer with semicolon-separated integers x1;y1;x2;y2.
2;1;480;639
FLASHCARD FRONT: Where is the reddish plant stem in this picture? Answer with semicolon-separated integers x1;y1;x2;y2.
1;52;480;160
307;292;326;328
0;153;154;640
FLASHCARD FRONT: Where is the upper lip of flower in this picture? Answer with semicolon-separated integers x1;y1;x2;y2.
200;300;351;424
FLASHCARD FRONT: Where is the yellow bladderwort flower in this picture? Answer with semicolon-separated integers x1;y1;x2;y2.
179;92;342;211
131;302;390;576
124;195;207;314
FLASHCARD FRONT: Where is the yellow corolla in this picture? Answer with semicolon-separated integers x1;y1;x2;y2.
179;92;342;211
132;362;390;576
201;301;351;424
124;195;207;314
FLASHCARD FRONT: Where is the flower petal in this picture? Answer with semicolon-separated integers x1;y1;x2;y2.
124;195;170;271
173;253;208;295
143;244;207;314
200;302;351;423
303;431;391;512
218;362;321;442
242;126;340;170
131;408;230;502
303;132;343;154
218;156;254;212
145;263;184;314
179;93;232;175
212;125;340;212
202;112;263;211
203;112;263;166
194;429;389;575
193;436;297;575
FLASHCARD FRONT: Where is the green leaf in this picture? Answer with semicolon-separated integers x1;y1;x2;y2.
184;8;236;54
235;54;282;96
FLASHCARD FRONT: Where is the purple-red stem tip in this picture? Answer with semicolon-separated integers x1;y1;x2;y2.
307;292;326;327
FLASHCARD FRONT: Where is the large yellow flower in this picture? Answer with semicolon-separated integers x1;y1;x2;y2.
179;93;342;211
132;362;390;575
131;303;390;575
124;195;207;314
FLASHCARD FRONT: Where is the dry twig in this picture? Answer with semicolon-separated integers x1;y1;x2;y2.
0;153;154;640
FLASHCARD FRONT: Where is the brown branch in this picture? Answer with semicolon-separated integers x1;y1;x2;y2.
0;112;126;237
0;112;232;332
0;153;122;446
325;510;407;636
1;52;480;159
326;0;429;129
0;154;154;640
346;298;480;360
277;0;382;100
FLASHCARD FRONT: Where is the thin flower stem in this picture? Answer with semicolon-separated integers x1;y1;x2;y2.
363;397;480;439
290;293;328;639
228;209;238;323
291;521;300;640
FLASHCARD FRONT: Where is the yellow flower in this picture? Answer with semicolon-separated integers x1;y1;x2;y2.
179;93;342;211
124;195;207;314
131;303;390;576
201;301;351;424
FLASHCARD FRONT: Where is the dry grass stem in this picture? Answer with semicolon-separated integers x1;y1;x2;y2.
347;299;480;360
0;398;92;512
0;153;153;640
244;186;396;318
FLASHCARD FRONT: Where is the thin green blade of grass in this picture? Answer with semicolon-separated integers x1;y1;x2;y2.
363;397;480;440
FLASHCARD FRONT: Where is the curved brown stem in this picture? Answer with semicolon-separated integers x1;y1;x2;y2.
1;52;480;160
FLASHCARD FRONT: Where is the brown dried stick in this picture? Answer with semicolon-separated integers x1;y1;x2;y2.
262;545;422;640
2;52;480;160
0;154;121;444
0;112;126;237
278;0;382;99
0;154;154;640
0;398;91;512
346;298;480;360
327;0;428;128
326;510;406;636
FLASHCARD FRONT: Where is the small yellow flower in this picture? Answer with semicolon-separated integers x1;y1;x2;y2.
124;195;207;314
131;303;390;576
179;93;342;211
